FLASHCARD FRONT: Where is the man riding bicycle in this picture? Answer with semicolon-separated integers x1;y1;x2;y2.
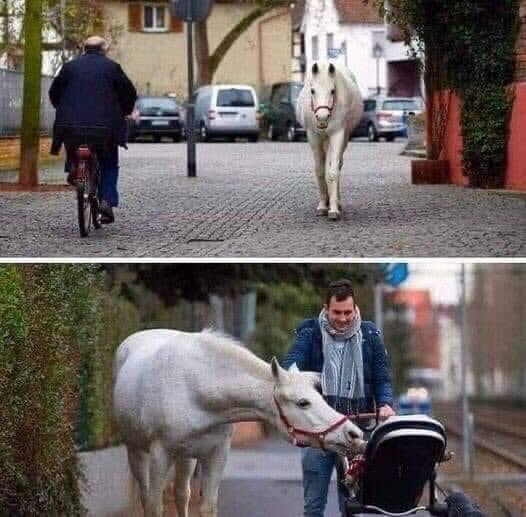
49;36;137;224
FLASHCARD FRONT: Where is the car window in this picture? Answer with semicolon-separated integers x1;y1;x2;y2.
364;99;376;111
290;83;302;103
139;98;179;114
382;100;419;111
217;88;255;107
271;85;282;106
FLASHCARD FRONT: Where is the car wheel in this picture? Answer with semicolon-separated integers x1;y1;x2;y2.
154;135;162;143
199;123;210;142
172;134;182;143
286;123;297;142
267;123;278;141
249;134;259;143
386;135;395;142
368;123;379;142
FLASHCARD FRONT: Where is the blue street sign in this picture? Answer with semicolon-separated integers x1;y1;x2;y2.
170;0;213;22
380;263;409;287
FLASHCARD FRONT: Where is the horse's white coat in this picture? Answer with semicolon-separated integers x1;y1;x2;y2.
113;329;363;517
297;60;363;219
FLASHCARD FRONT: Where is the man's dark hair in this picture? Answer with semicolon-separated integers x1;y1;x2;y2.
325;279;355;306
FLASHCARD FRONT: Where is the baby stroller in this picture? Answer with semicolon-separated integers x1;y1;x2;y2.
343;415;484;516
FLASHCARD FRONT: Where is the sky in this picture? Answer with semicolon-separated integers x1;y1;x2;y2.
401;263;462;305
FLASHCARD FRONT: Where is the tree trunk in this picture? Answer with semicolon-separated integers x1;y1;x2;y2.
19;0;43;187
193;2;287;86
195;19;211;87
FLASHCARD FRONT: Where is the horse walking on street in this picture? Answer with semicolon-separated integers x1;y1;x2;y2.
113;329;364;517
296;61;363;220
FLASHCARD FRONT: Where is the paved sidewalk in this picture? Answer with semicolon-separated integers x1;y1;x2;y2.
1;141;524;257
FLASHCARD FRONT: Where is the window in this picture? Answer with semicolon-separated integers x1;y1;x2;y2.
326;33;334;58
371;30;385;57
312;35;319;61
143;4;168;31
364;99;376;112
217;89;255;107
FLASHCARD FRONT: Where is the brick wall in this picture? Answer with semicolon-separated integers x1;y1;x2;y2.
516;0;526;81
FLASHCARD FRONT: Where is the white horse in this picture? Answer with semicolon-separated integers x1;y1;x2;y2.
296;61;363;220
113;328;364;517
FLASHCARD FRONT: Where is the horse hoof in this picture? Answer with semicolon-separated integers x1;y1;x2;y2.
328;211;341;221
317;208;329;216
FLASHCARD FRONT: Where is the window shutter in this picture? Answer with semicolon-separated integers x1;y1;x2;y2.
129;3;142;32
170;13;184;33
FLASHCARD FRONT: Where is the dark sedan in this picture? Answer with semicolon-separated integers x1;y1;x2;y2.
128;96;184;143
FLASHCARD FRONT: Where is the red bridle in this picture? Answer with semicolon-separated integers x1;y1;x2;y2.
310;91;336;119
273;395;350;450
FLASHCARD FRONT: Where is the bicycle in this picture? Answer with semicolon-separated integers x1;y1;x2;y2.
62;126;110;237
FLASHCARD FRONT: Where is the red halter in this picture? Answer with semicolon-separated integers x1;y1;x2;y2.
311;91;336;118
273;395;350;450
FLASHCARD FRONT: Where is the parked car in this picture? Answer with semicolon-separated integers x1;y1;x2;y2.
128;96;184;143
193;84;260;142
352;96;424;142
398;387;432;415
266;81;306;142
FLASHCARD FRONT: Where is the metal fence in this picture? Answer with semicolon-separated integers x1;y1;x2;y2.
0;68;55;137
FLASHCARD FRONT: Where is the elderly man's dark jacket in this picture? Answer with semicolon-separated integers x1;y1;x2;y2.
49;50;137;154
282;319;394;412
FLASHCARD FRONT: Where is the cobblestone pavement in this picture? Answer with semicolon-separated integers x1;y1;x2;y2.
1;140;524;257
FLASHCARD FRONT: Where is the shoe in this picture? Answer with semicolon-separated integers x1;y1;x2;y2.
99;200;115;224
66;171;77;186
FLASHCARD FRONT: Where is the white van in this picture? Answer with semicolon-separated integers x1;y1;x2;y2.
193;84;259;142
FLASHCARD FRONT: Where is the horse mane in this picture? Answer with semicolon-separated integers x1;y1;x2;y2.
198;328;271;378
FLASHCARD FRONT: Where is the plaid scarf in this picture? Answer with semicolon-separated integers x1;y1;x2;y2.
319;307;364;403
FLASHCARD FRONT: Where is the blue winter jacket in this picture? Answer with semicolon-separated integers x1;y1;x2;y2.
282;319;394;412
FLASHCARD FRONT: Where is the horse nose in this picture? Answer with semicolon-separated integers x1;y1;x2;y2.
315;109;330;122
345;424;363;442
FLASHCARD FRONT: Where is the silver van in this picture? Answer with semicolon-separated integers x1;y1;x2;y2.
193;84;260;142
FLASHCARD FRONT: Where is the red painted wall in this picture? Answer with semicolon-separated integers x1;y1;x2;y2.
436;85;526;191
506;83;526;190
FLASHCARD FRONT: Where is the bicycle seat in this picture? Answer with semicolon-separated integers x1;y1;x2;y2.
58;125;110;147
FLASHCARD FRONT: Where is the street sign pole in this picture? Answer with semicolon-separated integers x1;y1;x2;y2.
374;282;384;336
171;0;213;178
186;14;196;177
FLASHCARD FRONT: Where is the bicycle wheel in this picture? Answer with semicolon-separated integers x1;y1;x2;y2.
77;161;92;237
91;159;102;229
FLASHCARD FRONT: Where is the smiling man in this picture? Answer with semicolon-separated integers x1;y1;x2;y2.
282;279;395;517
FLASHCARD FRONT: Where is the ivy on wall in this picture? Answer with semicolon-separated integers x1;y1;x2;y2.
375;0;519;187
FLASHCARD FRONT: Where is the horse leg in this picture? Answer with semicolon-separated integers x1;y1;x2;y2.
127;446;150;514
308;132;328;215
326;129;346;220
173;456;197;517
198;430;232;517
145;441;171;517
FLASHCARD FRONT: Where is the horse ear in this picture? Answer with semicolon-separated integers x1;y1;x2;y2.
303;371;322;390
312;62;319;75
271;357;286;384
328;63;335;75
288;362;300;374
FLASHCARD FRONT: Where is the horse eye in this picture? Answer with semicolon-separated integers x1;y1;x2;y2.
310;88;315;95
296;399;311;409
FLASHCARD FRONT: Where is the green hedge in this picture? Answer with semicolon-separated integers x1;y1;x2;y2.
0;264;142;514
0;265;104;515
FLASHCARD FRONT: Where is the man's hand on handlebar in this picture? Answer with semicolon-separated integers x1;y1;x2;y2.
378;404;396;421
